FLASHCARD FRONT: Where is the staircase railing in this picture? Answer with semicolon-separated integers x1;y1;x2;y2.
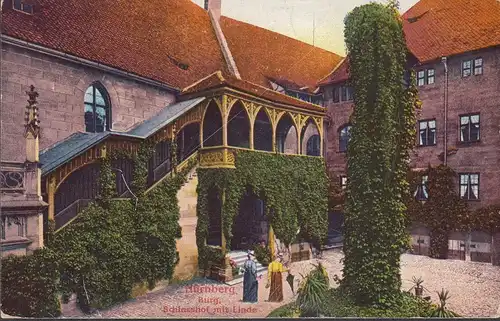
145;150;198;194
54;150;199;232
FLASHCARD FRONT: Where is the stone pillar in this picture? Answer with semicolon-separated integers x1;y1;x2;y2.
492;232;500;266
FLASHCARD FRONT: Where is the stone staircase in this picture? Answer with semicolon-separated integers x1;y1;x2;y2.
225;250;267;286
172;167;199;281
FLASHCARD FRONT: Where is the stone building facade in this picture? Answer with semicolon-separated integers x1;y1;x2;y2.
318;0;500;264
1;43;176;162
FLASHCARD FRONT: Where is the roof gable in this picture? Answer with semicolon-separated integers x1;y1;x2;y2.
181;71;325;112
219;16;344;90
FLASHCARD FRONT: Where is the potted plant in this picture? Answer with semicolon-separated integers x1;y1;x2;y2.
253;241;271;266
230;259;239;277
412;276;424;297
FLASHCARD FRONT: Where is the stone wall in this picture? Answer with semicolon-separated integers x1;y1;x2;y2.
1;43;176;162
323;46;500;209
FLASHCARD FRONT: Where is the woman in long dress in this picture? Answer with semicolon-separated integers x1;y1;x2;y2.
242;252;258;303
266;253;287;302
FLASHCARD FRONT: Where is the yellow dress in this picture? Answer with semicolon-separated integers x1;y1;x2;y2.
267;260;287;302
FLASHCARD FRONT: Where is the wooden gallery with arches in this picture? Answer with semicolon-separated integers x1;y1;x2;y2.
38;71;329;282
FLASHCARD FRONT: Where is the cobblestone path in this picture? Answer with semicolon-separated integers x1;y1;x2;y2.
62;252;500;318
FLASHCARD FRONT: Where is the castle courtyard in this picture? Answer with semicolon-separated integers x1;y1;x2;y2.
61;252;500;318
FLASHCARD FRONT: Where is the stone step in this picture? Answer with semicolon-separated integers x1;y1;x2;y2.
224;266;268;286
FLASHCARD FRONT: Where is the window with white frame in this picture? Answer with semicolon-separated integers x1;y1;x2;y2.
339;125;352;152
460;114;480;142
417;69;435;86
340;175;347;190
414;175;429;200
418;119;436;146
459;173;479;200
462;58;483;77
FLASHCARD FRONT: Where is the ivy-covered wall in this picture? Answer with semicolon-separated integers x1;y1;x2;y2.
196;150;329;269
408;165;500;258
1;142;195;317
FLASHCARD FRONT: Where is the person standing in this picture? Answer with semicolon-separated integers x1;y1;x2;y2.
242;251;258;303
266;253;287;302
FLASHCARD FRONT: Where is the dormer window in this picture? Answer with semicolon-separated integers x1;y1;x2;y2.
13;0;33;14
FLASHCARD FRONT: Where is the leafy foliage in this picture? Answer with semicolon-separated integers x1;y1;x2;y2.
430;289;461;317
269;288;450;318
297;263;330;317
253;242;272;266
1;248;61;317
1;142;195;315
341;2;419;306
51;149;194;311
196;150;328;268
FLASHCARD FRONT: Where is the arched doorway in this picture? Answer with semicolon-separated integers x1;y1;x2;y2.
203;101;223;147
176;122;200;163
300;118;320;156
232;190;268;251
254;109;273;151
227;101;250;148
276;113;298;154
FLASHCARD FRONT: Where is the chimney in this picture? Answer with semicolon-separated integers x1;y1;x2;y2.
204;0;221;21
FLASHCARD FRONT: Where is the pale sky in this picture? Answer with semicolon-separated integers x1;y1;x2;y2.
193;0;419;55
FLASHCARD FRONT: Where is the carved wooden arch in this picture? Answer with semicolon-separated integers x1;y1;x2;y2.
265;107;286;132
52;144;106;193
176;119;201;134
274;110;300;133
200;98;223;129
226;97;251;124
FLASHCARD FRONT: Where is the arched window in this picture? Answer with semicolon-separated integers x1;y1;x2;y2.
306;134;321;156
84;83;111;133
339;125;351;152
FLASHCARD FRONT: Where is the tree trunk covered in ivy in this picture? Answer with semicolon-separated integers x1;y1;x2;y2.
341;2;418;306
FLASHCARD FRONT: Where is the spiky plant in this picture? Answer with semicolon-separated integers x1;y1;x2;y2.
430;289;460;318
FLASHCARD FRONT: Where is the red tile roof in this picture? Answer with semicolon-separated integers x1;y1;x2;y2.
1;0;228;89
319;0;500;86
402;0;500;63
219;16;344;90
181;71;325;112
317;58;349;86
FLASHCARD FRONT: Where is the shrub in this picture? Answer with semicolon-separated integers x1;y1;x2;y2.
1;248;61;317
297;263;330;317
267;302;300;317
253;242;272;266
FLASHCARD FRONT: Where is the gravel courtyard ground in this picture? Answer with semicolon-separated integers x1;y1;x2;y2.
63;252;500;318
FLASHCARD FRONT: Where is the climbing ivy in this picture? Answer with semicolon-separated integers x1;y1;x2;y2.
1;141;195;316
196;150;329;269
407;165;500;258
341;2;419;307
50;143;195;311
